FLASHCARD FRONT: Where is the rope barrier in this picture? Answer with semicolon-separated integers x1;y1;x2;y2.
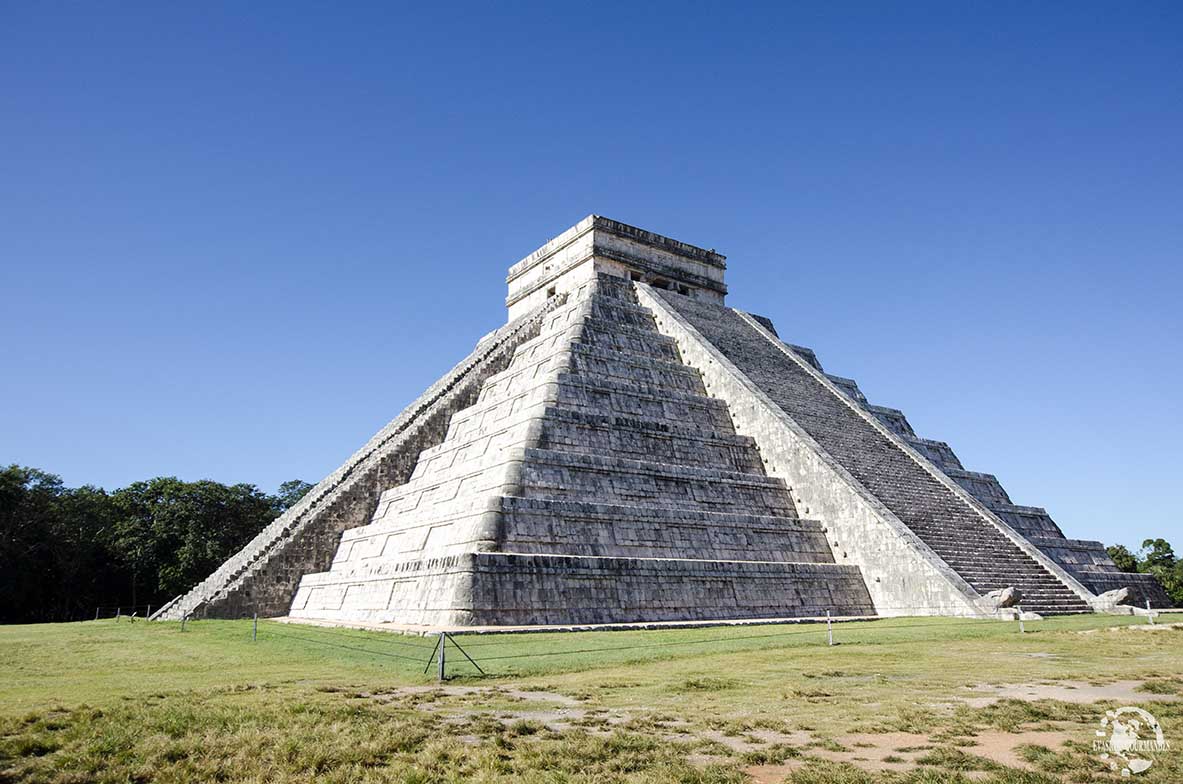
263;622;437;651
446;612;1023;650
462;617;1027;662
240;606;1153;678
94;604;156;612
261;627;431;664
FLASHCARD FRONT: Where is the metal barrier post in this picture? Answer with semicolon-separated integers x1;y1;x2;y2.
437;632;446;681
1018;606;1025;634
826;610;834;646
444;633;486;676
94;607;100;621
253;613;258;642
115;607;121;622
1147;599;1154;625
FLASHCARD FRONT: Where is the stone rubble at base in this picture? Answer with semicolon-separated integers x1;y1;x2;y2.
156;215;1171;625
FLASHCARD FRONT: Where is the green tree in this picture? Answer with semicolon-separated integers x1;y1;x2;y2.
1106;544;1139;573
1137;539;1183;606
1139;539;1176;571
109;478;279;606
273;479;314;512
2;467;299;623
0;466;65;621
0;465;122;623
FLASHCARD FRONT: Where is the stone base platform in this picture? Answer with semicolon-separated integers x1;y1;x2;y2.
276;611;886;637
290;552;875;627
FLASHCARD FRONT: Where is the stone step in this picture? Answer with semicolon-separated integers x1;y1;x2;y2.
576;312;671;341
552;375;736;433
929;560;1070;575
966;587;1083;601
463;552;878;625
971;590;1082;603
425;377;748;480
962;580;1077;596
920;545;1080;578
581;297;666;330
584;272;639;298
825;374;867;404
542;401;737;441
508;316;681;368
1005;590;1082;598
954;573;1065;584
481;340;708;400
519;448;796;516
442;387;546;445
963;585;1075;596
446;357;724;449
537;407;764;473
290;551;878;626
954;574;1068;587
991;504;1065;538
905;436;964;471
476;347;568;403
951;563;1064;575
408;413;534;482
944;469;1012;506
956;580;1084;602
497;497;834;562
564;343;707;394
901;539;1040;556
919;548;1066;568
866;405;916;438
574;316;682;361
916;540;1060;557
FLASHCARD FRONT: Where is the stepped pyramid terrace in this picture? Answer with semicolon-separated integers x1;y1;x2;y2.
155;216;1171;627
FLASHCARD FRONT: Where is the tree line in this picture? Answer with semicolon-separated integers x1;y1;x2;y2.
0;464;312;624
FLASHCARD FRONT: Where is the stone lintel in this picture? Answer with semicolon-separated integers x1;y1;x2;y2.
505;215;727;320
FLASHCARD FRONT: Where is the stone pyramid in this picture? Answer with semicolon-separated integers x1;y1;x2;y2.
156;216;1168;625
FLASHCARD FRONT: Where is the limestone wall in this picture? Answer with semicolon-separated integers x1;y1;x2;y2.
290;551;875;627
465;553;874;625
495;497;834;562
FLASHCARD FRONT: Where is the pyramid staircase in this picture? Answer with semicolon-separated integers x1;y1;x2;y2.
290;274;874;626
824;379;1171;607
648;291;1094;616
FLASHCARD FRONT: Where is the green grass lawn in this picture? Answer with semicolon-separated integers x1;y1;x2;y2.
2;613;1181;782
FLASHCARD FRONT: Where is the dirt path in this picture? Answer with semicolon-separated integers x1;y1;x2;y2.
356;678;1172;779
960;678;1180;707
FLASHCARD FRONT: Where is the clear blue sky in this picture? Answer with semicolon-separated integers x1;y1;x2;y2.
2;3;1180;549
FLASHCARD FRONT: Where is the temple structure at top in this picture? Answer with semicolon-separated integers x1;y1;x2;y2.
505;215;727;319
155;216;1170;627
